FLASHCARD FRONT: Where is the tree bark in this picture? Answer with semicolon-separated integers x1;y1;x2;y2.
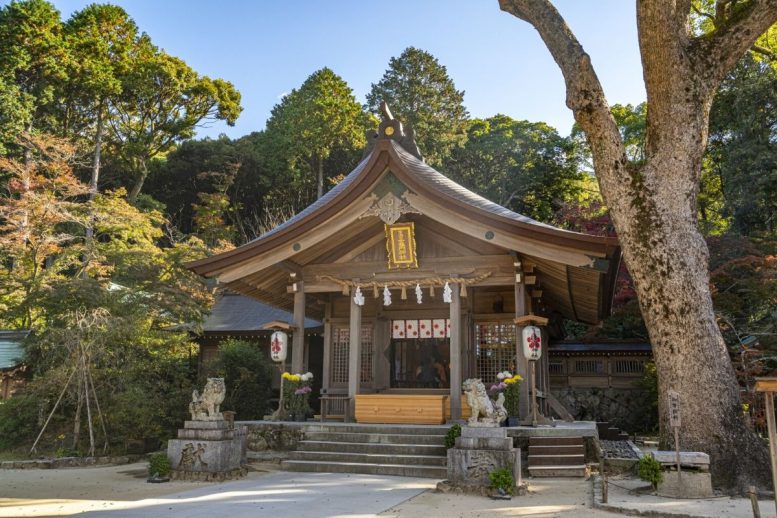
499;0;777;489
127;158;148;204
316;154;324;200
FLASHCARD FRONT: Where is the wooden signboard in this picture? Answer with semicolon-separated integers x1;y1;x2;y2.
385;222;418;269
668;389;681;474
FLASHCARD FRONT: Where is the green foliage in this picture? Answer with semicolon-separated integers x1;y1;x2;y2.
366;47;468;166
266;67;371;200
212;339;274;420
0;0;68;151
0;395;40;450
444;424;461;449
504;381;521;417
488;467;514;494
445;115;582;222
638;455;663;489
148;452;171;477
707;56;777;235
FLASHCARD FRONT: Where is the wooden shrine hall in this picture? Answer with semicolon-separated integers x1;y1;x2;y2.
188;107;621;425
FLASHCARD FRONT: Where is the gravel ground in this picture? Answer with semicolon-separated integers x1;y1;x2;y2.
601;439;639;459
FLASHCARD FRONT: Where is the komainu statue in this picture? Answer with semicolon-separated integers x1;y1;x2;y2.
462;378;507;427
189;378;226;421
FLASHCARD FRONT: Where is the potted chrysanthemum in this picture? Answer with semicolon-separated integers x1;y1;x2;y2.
492;371;522;426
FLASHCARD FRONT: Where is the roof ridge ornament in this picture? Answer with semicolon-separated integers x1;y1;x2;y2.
362;100;424;161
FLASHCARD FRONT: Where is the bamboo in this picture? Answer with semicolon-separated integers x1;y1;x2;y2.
30;369;76;454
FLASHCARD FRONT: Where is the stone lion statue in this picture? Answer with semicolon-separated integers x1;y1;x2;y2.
462;378;507;426
189;378;226;421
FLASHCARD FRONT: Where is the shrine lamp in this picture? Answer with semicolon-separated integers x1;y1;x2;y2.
522;326;543;361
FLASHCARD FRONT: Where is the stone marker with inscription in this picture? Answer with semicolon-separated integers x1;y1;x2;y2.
440;379;525;496
167;378;247;481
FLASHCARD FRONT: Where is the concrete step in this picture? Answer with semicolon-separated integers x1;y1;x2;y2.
288;450;446;466
302;431;445;445
528;454;585;467
528;465;588;478
528;445;584;456
281;459;447;479
529;436;584;447
297;440;447;456
301;423;451;436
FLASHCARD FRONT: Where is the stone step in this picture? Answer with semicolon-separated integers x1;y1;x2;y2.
529;436;584;447
287;450;446;466
300;423;451;436
281;459;447;479
528;445;584;456
528;454;585;467
297;440;447;456
302;431;445;445
528;465;588;478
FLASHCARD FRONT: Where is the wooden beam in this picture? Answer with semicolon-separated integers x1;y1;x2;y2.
347;292;362;421
303;255;513;280
449;282;462;422
755;378;777;392
291;281;306;373
261;320;294;331
514;264;530;420
514;315;549;326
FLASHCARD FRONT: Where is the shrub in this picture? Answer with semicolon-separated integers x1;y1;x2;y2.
489;467;514;494
445;424;461;449
0;396;41;450
638;455;663;489
148;452;172;477
213;339;274;420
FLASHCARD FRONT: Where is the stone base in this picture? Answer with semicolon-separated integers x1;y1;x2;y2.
447;448;517;487
436;479;528;497
656;471;713;498
170;466;247;482
167;420;247;477
456;426;513;450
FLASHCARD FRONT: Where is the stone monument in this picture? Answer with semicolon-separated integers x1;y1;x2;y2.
167;378;247;481
442;379;525;496
652;451;713;498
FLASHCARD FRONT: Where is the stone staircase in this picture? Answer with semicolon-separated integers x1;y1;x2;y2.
528;436;587;477
596;421;630;441
281;423;449;478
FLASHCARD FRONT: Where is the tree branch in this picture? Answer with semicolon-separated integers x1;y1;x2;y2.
498;0;627;170
693;0;777;85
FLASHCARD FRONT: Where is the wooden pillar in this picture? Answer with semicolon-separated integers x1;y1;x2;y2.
291;282;306;373
765;391;777;515
450;285;462;422
514;273;530;420
322;298;332;393
347;295;362;421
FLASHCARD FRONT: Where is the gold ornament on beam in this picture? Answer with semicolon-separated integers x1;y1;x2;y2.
385;222;418;270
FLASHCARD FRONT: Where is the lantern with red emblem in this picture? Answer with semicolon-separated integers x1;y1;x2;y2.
270;331;288;362
522;326;542;361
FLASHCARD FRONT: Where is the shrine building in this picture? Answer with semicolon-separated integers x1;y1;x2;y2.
187;109;621;424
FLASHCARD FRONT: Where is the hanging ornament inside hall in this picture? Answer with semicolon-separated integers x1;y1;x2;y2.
443;281;453;303
353;286;365;306
415;283;423;304
383;284;392;306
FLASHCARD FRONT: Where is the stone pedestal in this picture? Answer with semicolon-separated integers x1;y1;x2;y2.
167;419;247;481
446;426;522;494
656;471;714;498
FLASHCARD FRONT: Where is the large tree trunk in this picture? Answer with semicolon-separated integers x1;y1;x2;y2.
499;0;777;489
316;154;324;200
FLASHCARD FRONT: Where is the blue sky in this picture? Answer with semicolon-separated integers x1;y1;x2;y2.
47;0;645;140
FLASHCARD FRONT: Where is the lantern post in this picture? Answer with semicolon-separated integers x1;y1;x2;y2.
263;321;292;421
522;325;542;426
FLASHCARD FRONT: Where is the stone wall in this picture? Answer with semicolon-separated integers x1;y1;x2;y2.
552;387;657;433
